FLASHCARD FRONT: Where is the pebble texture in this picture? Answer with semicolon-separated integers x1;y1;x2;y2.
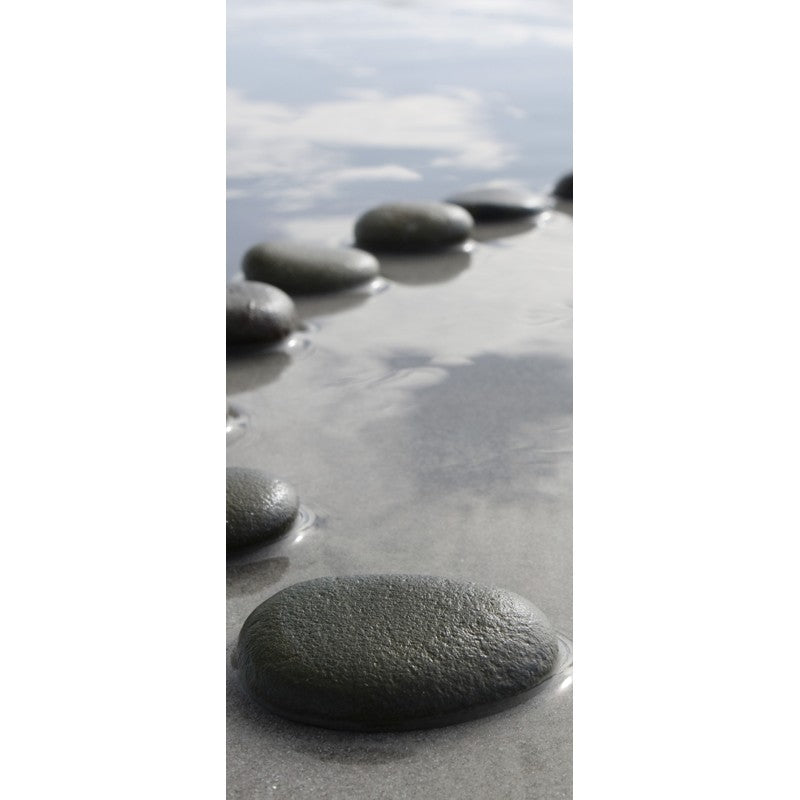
227;281;297;345
234;574;559;731
227;468;300;550
552;172;572;201
445;186;544;221
354;202;474;252
242;242;380;294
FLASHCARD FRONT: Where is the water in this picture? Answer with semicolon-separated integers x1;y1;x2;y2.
227;2;572;798
227;0;572;276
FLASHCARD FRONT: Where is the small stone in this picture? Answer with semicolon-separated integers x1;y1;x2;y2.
234;574;559;731
445;186;544;221
552;172;572;201
227;281;297;346
227;468;299;550
242;242;379;294
354;202;474;253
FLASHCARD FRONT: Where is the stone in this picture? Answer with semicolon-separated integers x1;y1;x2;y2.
354;202;474;253
242;242;379;294
226;281;297;346
227;468;300;550
445;186;544;221
552;172;572;201
234;574;559;731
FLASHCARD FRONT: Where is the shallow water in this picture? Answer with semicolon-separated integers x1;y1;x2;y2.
227;2;572;798
227;0;571;277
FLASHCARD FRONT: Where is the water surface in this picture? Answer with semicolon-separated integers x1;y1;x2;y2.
227;2;572;798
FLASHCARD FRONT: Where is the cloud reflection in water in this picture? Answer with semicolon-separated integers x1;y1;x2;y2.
228;87;512;208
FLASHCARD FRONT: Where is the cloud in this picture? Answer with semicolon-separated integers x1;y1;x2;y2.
228;0;572;49
227;88;512;208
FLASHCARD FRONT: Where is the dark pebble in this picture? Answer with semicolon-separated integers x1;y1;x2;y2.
234;574;559;731
445;186;544;221
226;468;299;550
552;172;572;201
354;202;474;253
242;242;379;294
227;281;297;346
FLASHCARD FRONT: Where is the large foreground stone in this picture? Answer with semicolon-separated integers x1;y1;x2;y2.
234;574;559;731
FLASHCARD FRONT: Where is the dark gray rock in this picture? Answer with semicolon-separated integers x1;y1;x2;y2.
242;242;379;294
226;281;297;346
234;574;559;731
354;202;474;253
226;468;299;550
445;186;544;221
552;172;572;201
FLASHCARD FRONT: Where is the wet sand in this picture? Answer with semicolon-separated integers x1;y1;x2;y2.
227;209;572;799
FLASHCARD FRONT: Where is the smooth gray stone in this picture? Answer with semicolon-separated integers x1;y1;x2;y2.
354;202;474;253
226;468;300;550
234;574;559;731
226;281;297;346
445;186;544;221
242;242;379;295
552;172;572;201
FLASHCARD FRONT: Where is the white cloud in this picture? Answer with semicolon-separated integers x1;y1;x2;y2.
227;88;512;207
329;165;422;183
228;0;571;49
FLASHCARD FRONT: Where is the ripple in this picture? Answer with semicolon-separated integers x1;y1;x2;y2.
291;504;318;537
226;403;248;444
365;276;391;294
365;365;449;390
282;334;315;359
534;631;573;697
225;504;322;566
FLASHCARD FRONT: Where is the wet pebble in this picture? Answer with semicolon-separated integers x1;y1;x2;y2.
227;281;297;346
242;242;379;294
234;574;559;731
552;172;572;201
227;468;299;550
354;202;474;253
445;186;544;221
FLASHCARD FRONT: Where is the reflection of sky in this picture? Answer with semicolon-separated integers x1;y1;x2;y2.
227;0;572;275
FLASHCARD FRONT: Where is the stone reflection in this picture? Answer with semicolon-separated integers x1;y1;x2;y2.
294;289;374;320
227;349;291;396
473;217;538;242
377;248;471;286
553;199;572;217
226;556;290;599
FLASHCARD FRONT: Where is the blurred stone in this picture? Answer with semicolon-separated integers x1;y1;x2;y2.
243;242;379;294
226;281;297;345
446;186;544;221
354;202;473;252
552;173;572;201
